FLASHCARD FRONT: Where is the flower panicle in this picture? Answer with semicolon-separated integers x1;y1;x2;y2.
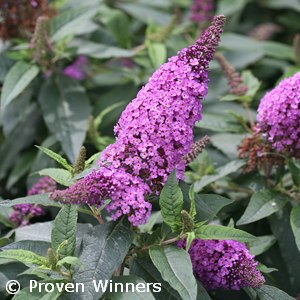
50;15;226;226
177;238;265;290
256;71;300;157
9;176;57;227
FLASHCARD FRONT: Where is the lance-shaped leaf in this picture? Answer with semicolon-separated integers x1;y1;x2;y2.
37;168;74;187
255;285;295;300
39;75;91;163
149;245;197;300
72;221;133;299
1;61;39;109
0;249;48;267
196;225;256;243
159;171;183;232
237;190;288;226
51;205;78;257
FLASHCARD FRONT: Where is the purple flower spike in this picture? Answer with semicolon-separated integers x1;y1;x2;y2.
9;176;57;227
177;238;265;290
257;72;300;157
51;15;226;226
63;55;88;80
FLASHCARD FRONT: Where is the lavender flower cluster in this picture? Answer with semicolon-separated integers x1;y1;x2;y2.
63;55;87;80
257;72;300;157
177;238;265;290
9;176;56;227
50;15;225;226
190;0;214;25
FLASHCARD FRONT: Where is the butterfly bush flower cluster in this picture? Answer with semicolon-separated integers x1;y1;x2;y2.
177;238;265;290
9;176;56;227
190;0;214;25
0;0;55;40
50;15;225;226
256;72;300;158
63;56;88;80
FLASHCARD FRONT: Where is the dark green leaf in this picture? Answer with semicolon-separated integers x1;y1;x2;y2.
0;249;48;266
37;168;74;187
148;42;167;69
196;225;256;242
159;171;183;232
50;6;99;41
39;75;91;163
3;241;51;257
290;205;300;252
248;235;276;256
36;146;73;171
0;194;62;209
51;205;78;257
1;61;39;109
255;285;295;300
72;221;133;299
149;245;197;300
130;257;180;300
194;160;245;192
237;190;288;225
104;275;156;300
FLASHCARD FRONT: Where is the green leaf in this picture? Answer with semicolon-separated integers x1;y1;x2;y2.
39;75;91;163
257;263;278;274
130;257;181;299
248;235;276;256
241;70;261;100
50;6;99;41
159;170;183;232
255;285;295;300
0;194;62;209
117;3;171;25
72;221;133;299
1;61;39;109
76;40;136;59
3;240;51;257
56;256;82;268
216;0;249;15
210;133;247;159
14;222;52;242
99;6;130;48
103;275;156;300
35;146;73;171
185;232;195;252
196;113;244;133
237;190;288;226
6;150;36;190
194;160;245;192
13;282;62;300
188;186;196;219
196;225;256;242
269;206;300;291
148;42;167;69
290;205;300;252
262;41;295;61
0;249;48;266
37;168;74;187
149;245;197;300
180;182;233;222
51;205;78;257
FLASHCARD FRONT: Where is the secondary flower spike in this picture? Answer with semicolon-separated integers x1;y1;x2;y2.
257;72;300;158
50;15;226;226
177;238;265;290
9;176;57;227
